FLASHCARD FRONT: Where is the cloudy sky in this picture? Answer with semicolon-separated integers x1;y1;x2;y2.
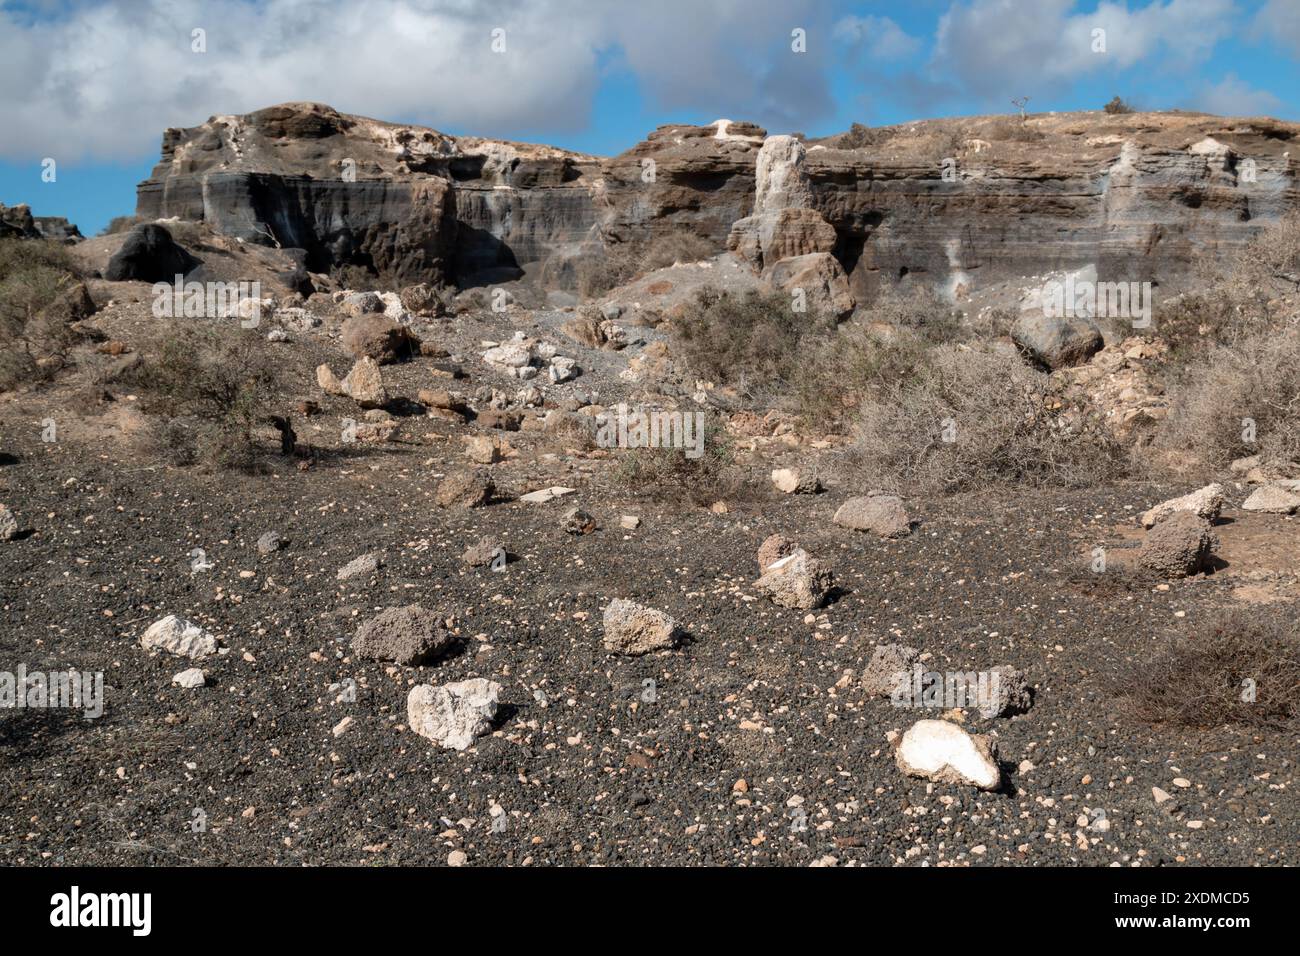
3;0;1298;234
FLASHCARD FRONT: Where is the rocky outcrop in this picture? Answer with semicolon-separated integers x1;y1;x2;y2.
134;104;1300;297
0;203;82;243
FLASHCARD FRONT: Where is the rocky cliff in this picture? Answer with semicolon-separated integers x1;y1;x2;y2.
135;103;1299;300
0;202;83;242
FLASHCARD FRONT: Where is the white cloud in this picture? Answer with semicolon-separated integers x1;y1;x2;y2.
1194;73;1283;116
1250;0;1300;57
0;0;834;162
834;14;922;61
931;0;1237;105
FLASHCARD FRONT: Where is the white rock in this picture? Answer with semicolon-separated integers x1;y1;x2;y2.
407;678;502;751
1141;483;1224;528
483;342;532;369
519;486;576;503
172;668;207;688
894;719;1000;790
142;615;218;659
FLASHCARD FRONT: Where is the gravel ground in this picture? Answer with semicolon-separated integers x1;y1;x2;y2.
1;294;1295;868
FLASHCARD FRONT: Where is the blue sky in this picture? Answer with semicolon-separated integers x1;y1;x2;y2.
3;0;1298;236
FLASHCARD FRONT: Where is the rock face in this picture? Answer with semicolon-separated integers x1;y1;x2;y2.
135;104;1300;295
894;719;1001;790
602;599;680;655
352;606;454;665
407;678;501;750
0;202;82;242
141;614;218;659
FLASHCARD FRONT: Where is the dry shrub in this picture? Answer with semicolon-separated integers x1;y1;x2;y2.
1155;321;1300;470
1116;608;1299;731
1151;213;1300;471
0;238;85;390
836;123;886;149
124;323;282;471
671;288;835;404
788;325;930;430
1103;96;1135;114
612;416;749;505
852;344;1128;492
986;117;1045;142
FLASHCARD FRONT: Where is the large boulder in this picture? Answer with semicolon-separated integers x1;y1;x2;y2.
435;470;494;508
1138;511;1216;579
833;493;911;538
104;224;199;282
766;253;854;319
341;313;420;364
1011;311;1103;370
407;678;501;750
351;606;454;665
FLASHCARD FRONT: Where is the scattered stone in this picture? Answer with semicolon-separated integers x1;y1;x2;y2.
316;364;347;396
352;606;454;666
1140;483;1224;528
978;665;1032;719
476;409;522;431
172;668;206;689
341;356;388;409
894;719;1001;790
464;435;501;464
620;515;641;530
603;599;680;655
332;716;354;738
256;531;285;555
834;493;911;538
407;678;502;750
447;849;468;867
339;291;382;316
0;504;18;541
1242;483;1300;514
562;507;597;535
1138;511;1216;579
461;536;505;568
141;614;218;659
771;468;821;494
753;549;833;610
861;644;920;695
519;486;575;504
336;552;383;581
756;533;796;571
435;470;494;508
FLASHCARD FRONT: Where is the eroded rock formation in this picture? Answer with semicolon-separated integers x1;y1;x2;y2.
134;103;1300;298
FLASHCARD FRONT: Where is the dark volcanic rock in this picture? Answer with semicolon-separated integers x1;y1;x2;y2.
105;224;200;282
